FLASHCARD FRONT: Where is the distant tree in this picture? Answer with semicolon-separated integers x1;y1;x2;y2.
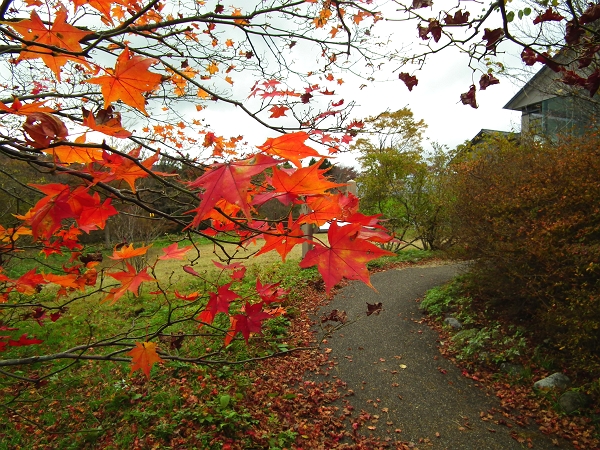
354;109;453;250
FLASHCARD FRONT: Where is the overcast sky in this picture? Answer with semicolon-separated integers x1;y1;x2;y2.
199;49;527;168
190;3;531;169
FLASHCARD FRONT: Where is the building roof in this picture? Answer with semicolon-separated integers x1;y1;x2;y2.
471;129;520;145
503;65;556;111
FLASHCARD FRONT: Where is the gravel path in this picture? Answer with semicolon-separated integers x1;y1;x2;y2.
314;263;563;449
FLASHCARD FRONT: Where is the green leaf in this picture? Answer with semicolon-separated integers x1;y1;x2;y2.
219;394;231;408
523;7;531;16
518;10;523;20
507;11;515;22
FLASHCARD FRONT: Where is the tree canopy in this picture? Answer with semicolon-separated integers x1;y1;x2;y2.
1;0;599;382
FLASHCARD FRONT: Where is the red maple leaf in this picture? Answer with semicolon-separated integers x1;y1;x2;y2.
255;216;305;262
303;194;344;226
444;10;470;25
479;73;500;90
460;85;478;109
187;154;280;226
418;20;442;42
92;147;159;193
8;333;43;347
399;72;418;91
224;302;272;345
411;0;432;8
16;183;74;239
256;279;289;304
23;112;68;148
213;261;247;280
158;243;193;260
197;282;240;326
299;221;394;294
580;3;600;24
269;105;289;118
521;48;538;66
533;8;564;25
76;192;118;232
482;28;504;53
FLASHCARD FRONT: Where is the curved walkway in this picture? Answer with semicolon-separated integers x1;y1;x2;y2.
315;263;564;449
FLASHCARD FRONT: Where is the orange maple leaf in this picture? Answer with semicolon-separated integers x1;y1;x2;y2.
82;107;132;138
202;198;242;224
44;134;103;164
104;262;155;304
207;61;219;75
304;194;344;226
168;67;198;96
72;0;115;24
261;163;344;205
8;8;92;79
88;47;165;115
255;216;305;262
92;147;159;193
257;132;320;168
127;341;164;379
299;221;394;294
43;273;83;290
0;98;54;115
187;154;280;226
0;225;31;244
109;243;152;260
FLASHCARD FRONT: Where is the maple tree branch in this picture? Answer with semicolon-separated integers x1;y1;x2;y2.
158;346;318;365
0;0;9;20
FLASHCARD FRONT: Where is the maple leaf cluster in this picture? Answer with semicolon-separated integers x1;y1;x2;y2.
0;0;398;380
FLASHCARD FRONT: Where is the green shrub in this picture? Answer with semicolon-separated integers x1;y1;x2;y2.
420;276;472;320
449;133;600;364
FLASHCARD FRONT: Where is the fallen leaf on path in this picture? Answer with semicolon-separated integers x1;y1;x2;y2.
366;302;383;316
